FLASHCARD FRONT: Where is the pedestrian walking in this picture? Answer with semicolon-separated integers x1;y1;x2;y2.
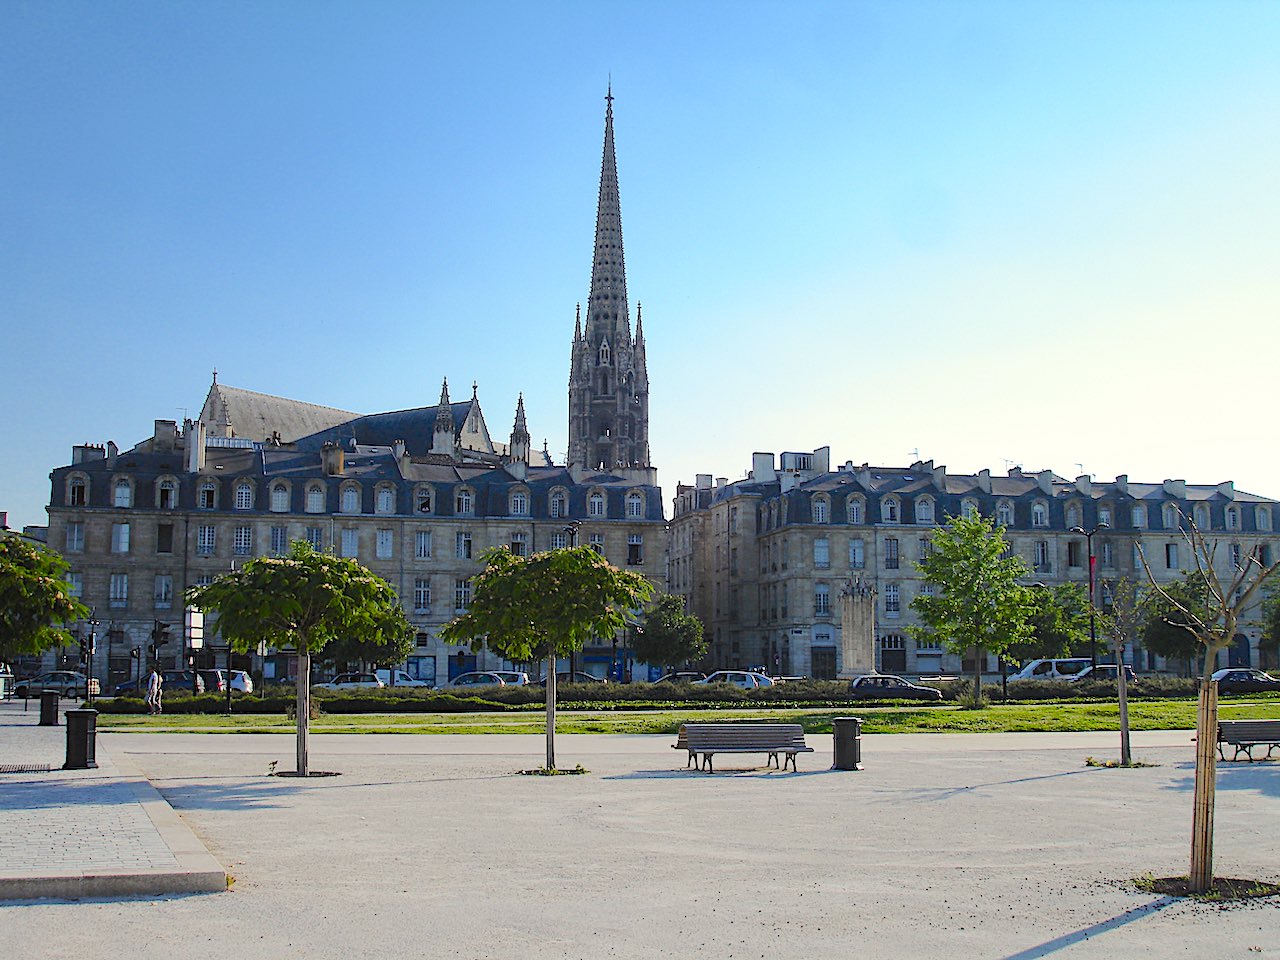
146;666;163;715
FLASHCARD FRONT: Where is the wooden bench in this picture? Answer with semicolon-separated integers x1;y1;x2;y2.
673;722;814;772
1217;719;1280;762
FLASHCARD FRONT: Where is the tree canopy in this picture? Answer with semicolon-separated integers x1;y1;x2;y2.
1008;582;1090;664
632;594;707;671
187;540;411;774
1141;572;1208;676
0;534;89;663
439;545;654;768
909;512;1034;700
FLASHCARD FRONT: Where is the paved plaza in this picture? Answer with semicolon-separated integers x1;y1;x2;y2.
2;703;1278;959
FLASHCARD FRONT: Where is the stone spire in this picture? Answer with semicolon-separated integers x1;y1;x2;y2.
509;393;530;464
567;88;651;474
431;378;455;457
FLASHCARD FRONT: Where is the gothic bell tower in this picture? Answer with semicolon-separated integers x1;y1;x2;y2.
568;88;651;475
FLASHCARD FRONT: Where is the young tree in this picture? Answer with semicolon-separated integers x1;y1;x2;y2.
632;594;706;673
439;546;654;770
187;541;411;776
910;512;1034;703
1137;514;1280;892
1100;577;1150;766
1141;572;1211;676
0;534;89;663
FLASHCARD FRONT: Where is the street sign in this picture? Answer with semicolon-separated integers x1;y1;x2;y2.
185;607;205;650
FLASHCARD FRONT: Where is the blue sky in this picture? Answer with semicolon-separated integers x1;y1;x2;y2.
3;1;1278;530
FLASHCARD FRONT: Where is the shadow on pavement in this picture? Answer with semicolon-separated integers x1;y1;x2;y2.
0;776;147;810
1163;760;1280;799
604;767;843;780
899;767;1096;802
995;897;1177;959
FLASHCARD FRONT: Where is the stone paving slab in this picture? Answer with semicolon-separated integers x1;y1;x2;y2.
0;702;226;900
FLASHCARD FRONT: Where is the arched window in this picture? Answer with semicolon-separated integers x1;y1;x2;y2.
1225;506;1240;530
588;491;605;517
509;489;529;516
1258;506;1273;532
67;475;88;507
415;486;433;514
881;497;898;524
962;499;980;521
1193;504;1210;530
1066;503;1082;529
1163;503;1180;529
271;483;289;513
341;485;361;514
1031;502;1048;527
198;481;216;510
626;492;643;518
306;484;325;514
846;497;864;525
114;478;133;508
157;478;177;510
915;498;934;524
234;482;254;511
1131;504;1146;528
813;496;829;524
549;489;568;519
455;488;473;515
376;486;395;515
996;501;1013;526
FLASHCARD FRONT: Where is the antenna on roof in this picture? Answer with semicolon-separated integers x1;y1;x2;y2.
1075;463;1085;476
909;448;919;460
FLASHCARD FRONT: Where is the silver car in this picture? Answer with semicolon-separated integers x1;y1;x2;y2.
696;670;775;689
14;671;90;698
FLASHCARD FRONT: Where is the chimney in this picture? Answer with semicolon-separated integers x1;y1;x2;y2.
186;421;206;473
696;474;713;490
751;453;776;483
932;464;946;488
1075;475;1093;496
1163;479;1186;499
813;446;830;474
1114;474;1129;495
72;443;107;464
1037;470;1055;495
106;441;118;459
1217;481;1235;500
153;420;177;453
392;439;407;461
321;442;345;476
977;469;992;494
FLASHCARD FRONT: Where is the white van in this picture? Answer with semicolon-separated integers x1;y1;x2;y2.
375;669;431;688
1010;658;1091;681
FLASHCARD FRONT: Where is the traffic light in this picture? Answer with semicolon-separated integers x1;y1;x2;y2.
78;633;89;663
130;647;141;661
157;622;171;646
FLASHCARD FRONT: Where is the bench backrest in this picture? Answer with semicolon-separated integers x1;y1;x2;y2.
1218;719;1280;741
677;723;808;751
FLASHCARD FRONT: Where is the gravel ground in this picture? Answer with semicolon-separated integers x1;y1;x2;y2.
4;729;1278;959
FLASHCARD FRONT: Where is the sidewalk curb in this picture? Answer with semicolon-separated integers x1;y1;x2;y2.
0;741;227;902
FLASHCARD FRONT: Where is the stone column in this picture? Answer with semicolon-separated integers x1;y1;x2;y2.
838;577;877;678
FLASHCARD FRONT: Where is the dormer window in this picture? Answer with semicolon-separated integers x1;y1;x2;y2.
1066;504;1082;528
847;497;864;525
455;489;473;516
415;487;433;514
341;485;361;514
198;481;217;510
509;490;529;516
1225;506;1240;530
1193;504;1210;530
962;499;979;520
1131;504;1146;528
234;481;254;511
114;478;133;508
1258;506;1273;532
882;497;899;524
916;498;934;524
68;476;88;507
588;491;605;517
271;483;289;512
158;479;177;510
1031;502;1048;528
376;486;395;515
626;492;643;518
813;496;829;524
550;489;568;519
306;484;325;513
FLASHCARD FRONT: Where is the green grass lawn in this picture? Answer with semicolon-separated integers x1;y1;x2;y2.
95;698;1279;736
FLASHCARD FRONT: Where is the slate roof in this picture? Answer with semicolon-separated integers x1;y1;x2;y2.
204;384;361;444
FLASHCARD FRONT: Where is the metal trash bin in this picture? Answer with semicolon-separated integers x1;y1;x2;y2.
64;709;98;770
39;690;61;726
832;716;863;770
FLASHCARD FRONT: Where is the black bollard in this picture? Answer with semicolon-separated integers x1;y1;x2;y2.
63;708;98;770
832;716;864;770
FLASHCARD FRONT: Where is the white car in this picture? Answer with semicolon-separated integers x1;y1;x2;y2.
493;671;531;686
315;672;384;690
696;670;775;689
441;671;506;689
229;670;254;694
375;669;432;688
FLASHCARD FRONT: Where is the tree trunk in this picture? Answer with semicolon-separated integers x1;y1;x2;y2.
545;653;557;771
296;650;310;777
1189;650;1219;893
972;644;983;704
1117;641;1131;766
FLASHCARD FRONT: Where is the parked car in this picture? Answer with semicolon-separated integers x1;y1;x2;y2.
653;671;707;684
493;671;532;686
112;670;203;696
14;671;89;699
533;671;607;685
197;669;226;693
695;670;775;689
848;674;942;701
441;671;507;689
375;669;432;688
1068;664;1138;683
228;670;254;694
1211;668;1280;694
1009;658;1092;681
315;672;384;690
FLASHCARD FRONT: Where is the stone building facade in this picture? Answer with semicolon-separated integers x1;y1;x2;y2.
671;447;1280;678
40;94;667;689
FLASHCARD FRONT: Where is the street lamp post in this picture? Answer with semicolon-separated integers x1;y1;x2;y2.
1069;522;1109;667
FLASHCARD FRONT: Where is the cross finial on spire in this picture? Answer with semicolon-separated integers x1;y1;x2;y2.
472;381;478;399
212;368;218;385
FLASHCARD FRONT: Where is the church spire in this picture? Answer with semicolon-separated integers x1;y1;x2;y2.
509;393;530;464
567;89;651;474
431;378;455;457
